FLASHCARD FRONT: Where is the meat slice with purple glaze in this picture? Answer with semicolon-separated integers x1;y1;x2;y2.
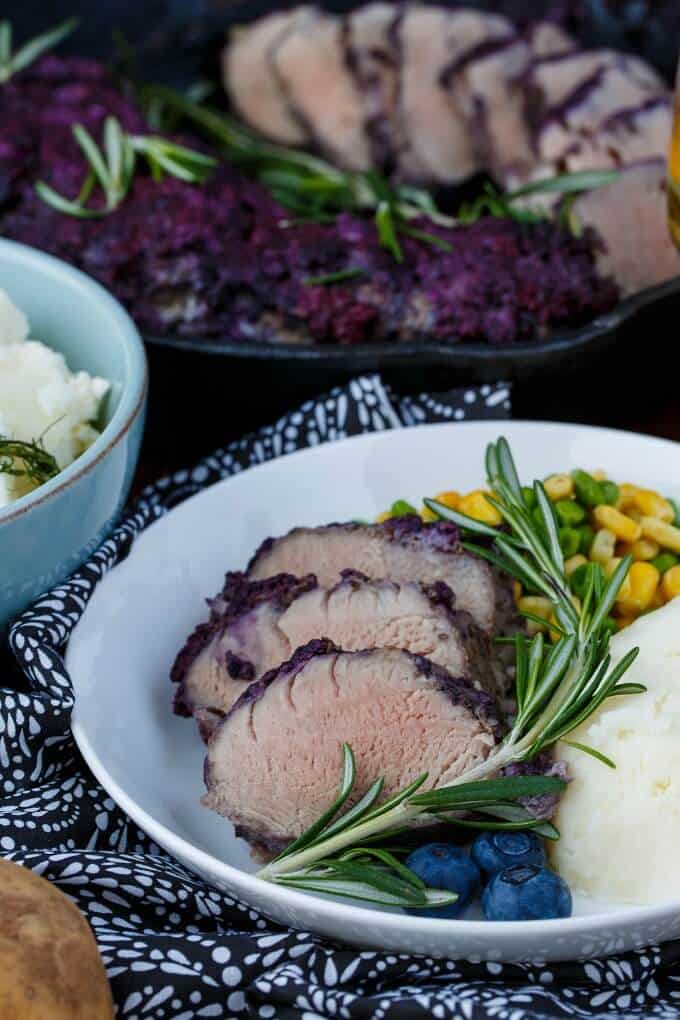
202;640;503;858
396;5;512;182
221;10;310;146
172;569;508;721
271;8;372;171
571;160;680;297
247;515;515;636
344;3;403;173
554;96;672;175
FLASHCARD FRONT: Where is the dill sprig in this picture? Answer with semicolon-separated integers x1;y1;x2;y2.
35;115;217;218
0;18;78;85
257;437;642;905
0;435;60;487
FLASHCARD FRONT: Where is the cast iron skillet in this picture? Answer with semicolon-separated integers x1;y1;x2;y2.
143;277;680;459
15;1;680;454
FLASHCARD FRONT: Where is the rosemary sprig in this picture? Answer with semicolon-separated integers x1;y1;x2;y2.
257;438;643;903
258;744;565;905
457;170;620;226
0;18;78;85
138;85;455;260
0;435;59;487
35;115;217;218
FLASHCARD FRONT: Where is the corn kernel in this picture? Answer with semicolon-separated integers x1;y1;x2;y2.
633;489;675;522
545;474;574;501
627;538;660;561
513;580;523;603
433;490;461;510
616;483;638;511
590;529;616;566
592;505;641;542
375;511;392;523
591;469;607;481
662;565;680;601
626;507;644;523
420;505;438;523
652;587;667;608
640;517;680;554
565;553;587;577
617;561;659;614
601;557;633;604
458;490;502;526
518;595;553;636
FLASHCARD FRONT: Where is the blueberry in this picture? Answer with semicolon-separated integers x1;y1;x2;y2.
482;865;572;921
471;831;546;879
405;843;480;918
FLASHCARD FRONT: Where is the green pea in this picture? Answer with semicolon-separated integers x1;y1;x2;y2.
602;616;617;638
572;469;604;508
651;553;679;575
522;486;537;510
559;528;581;558
391;499;417;517
554;500;585;527
600;480;620;506
570;562;604;599
569;563;590;599
578;525;595;555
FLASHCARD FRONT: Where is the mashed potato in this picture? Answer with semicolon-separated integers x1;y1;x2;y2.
0;289;109;507
552;597;680;904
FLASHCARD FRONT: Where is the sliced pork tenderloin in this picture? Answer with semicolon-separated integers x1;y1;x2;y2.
554;96;672;174
447;35;534;175
221;11;309;146
173;569;507;720
524;21;575;59
523;49;665;132
571;160;680;297
171;572;317;719
272;8;372;171
345;3;403;172
396;5;513;182
203;640;503;857
536;65;669;167
248;515;514;636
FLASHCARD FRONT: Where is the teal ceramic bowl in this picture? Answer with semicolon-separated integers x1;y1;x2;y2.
0;239;147;636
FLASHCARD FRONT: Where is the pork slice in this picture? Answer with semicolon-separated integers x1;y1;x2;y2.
202;640;502;856
571;160;680;297
556;96;672;174
396;6;513;182
345;3;403;172
171;572;317;718
248;515;511;635
173;569;507;719
536;66;668;166
221;12;309;146
524;50;665;132
525;21;576;59
449;35;534;174
272;8;372;171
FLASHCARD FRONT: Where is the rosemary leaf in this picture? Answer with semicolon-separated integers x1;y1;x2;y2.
0;17;78;84
375;201;404;262
304;268;366;287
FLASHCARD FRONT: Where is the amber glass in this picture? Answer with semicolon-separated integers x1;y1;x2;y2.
668;62;680;250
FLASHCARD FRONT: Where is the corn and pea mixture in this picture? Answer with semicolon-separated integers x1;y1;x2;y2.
379;470;680;630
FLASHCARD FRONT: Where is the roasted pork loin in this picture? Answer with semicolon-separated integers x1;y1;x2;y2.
202;640;503;857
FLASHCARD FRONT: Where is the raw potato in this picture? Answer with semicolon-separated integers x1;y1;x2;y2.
0;859;114;1020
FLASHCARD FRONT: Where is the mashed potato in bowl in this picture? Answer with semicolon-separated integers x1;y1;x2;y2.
0;288;109;507
552;597;680;905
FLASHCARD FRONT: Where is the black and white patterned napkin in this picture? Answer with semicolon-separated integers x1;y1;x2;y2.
3;375;678;1020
